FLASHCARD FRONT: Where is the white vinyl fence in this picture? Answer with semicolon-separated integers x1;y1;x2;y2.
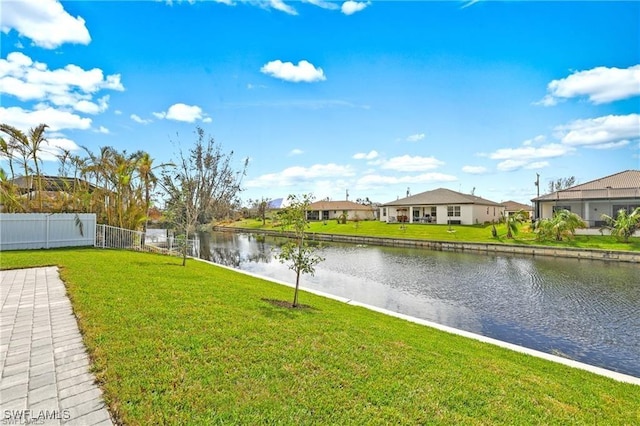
0;213;96;251
0;213;199;258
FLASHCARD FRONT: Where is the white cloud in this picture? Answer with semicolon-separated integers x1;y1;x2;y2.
288;148;304;156
461;0;482;9
353;150;378;160
154;103;210;123
496;160;526;172
526;161;549;169
496;160;548;172
356;172;457;189
0;106;91;132
0;0;91;49
269;0;298;15
341;1;369;15
0;52;123;113
96;126;109;134
522;135;546;146
75;95;110;115
305;0;340;10
487;143;574;161
245;163;355;188
131;114;152;125
554;114;640;148
406;133;425;142
380;155;444;172
586;141;630;150
261;60;326;83
39;137;81;162
462;165;487;174
484;140;574;172
482;113;637;172
539;65;640;105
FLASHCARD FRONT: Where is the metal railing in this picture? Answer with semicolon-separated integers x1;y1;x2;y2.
95;224;200;258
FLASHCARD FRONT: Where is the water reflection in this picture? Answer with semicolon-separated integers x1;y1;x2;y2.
199;231;640;377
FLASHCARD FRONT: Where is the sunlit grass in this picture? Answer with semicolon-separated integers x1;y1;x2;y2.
2;248;639;424
224;218;640;251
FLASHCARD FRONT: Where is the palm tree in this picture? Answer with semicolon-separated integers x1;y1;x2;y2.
503;209;526;239
600;207;640;243
0;123;48;211
0;168;23;213
83;146;116;223
535;209;586;241
0;136;17;181
133;151;173;234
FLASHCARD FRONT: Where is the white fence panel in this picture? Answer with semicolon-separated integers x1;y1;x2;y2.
0;213;96;251
95;224;200;258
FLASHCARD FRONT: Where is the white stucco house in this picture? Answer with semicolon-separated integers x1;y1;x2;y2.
307;200;377;221
531;170;640;227
380;188;504;225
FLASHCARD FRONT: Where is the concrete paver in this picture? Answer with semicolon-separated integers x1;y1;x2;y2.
1;267;114;425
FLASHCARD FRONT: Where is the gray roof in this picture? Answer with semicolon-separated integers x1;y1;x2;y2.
10;175;98;193
532;170;640;201
382;188;502;207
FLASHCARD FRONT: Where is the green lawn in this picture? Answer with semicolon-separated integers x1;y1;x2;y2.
2;248;639;425
225;218;640;252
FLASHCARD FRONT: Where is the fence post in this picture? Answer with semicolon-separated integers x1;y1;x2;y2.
92;217;97;247
46;215;50;249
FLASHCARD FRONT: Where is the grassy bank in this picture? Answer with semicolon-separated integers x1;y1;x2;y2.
2;249;639;424
224;218;640;252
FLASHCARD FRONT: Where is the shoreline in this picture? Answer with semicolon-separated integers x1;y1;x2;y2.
193;255;640;385
214;226;640;263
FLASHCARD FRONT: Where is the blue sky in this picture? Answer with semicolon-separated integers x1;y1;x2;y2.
1;0;638;206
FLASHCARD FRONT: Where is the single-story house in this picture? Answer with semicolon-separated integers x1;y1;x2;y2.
10;175;99;197
2;175;105;213
531;170;640;227
380;188;504;225
307;200;377;221
502;200;533;219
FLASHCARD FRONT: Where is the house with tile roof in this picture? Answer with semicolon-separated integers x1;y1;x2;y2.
502;200;533;219
307;200;377;221
380;188;504;225
531;170;640;227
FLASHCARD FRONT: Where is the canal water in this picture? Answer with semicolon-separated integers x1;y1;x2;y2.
199;231;640;377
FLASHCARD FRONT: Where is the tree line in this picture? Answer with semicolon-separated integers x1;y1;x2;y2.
0;123;247;238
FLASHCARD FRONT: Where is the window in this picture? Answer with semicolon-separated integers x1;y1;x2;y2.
553;206;571;213
382;208;387;217
447;206;461;217
430;207;437;217
613;204;640;216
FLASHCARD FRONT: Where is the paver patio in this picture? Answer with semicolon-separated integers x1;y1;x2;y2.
1;267;114;425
